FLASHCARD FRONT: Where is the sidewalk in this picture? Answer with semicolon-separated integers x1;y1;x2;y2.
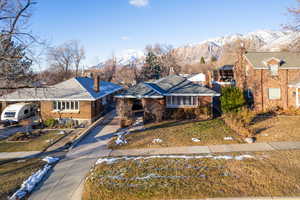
109;141;300;157
0;151;40;159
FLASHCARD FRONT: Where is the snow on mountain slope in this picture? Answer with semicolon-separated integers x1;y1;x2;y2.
173;30;300;64
98;30;300;67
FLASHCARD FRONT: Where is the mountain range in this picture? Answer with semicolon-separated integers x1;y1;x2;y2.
102;30;300;67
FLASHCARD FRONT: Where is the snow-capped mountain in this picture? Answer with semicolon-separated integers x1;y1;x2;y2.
173;30;300;64
116;49;145;66
98;30;300;67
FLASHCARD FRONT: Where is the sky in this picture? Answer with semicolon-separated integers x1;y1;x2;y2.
30;0;297;69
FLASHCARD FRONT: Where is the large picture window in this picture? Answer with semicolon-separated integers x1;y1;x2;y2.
166;96;198;108
53;101;79;111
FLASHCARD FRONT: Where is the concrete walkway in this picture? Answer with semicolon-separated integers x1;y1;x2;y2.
0;151;40;159
29;111;118;200
109;141;300;157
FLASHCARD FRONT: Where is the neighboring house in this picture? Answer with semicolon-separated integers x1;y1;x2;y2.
0;76;123;124
212;65;235;86
187;73;206;85
235;52;300;111
115;75;220;122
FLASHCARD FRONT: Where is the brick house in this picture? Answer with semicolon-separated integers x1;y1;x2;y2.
235;52;300;111
115;75;220;122
0;76;123;124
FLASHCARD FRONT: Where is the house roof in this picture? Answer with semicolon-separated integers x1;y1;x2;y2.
116;75;219;98
245;52;300;69
219;65;234;71
187;73;206;82
0;77;123;101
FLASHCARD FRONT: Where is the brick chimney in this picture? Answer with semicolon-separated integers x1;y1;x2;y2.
93;75;100;92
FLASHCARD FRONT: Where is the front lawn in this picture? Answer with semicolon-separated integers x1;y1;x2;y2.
109;119;242;150
0;130;66;152
252;116;300;142
0;159;45;200
83;150;300;200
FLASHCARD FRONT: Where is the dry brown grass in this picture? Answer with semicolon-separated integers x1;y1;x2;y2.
0;159;44;200
251;116;300;142
0;130;65;152
109;119;242;150
83;150;300;200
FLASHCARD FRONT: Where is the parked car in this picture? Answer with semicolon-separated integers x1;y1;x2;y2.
1;103;37;122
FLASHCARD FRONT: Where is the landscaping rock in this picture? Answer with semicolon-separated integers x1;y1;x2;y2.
244;137;255;144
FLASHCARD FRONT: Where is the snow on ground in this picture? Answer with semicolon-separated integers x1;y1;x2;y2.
152;138;163;144
95;154;255;165
114;117;144;145
115;135;128;145
191;138;201;142
224;136;233;141
9;157;60;200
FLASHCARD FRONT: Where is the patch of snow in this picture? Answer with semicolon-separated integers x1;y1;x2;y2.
9;157;60;200
224;136;233;141
191;138;201;142
152;138;163;144
42;156;60;164
235;155;254;161
58;131;66;135
115;135;128;145
95;154;255;165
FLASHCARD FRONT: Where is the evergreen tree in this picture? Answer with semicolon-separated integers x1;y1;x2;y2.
200;56;206;64
140;51;161;80
211;56;218;63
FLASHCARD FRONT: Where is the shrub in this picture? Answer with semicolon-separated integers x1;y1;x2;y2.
195;106;211;120
220;87;246;113
222;108;255;138
44;118;57;128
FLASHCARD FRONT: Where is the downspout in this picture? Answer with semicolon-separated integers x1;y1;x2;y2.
261;69;264;112
286;69;289;109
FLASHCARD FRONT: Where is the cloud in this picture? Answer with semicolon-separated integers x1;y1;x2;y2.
121;36;130;41
129;0;149;7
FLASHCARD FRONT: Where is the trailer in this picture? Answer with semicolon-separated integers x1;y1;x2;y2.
1;103;37;122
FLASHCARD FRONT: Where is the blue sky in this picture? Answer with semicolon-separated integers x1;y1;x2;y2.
31;0;297;68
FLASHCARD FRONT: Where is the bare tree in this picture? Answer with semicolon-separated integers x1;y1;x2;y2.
47;40;85;81
0;0;37;92
286;0;300;31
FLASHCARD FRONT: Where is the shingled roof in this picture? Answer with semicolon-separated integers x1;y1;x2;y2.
245;52;300;69
0;77;123;101
116;75;219;98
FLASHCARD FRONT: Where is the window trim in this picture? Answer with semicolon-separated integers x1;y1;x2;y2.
52;101;80;112
166;96;199;108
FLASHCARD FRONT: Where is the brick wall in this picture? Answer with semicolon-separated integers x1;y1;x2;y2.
241;58;300;112
40;101;93;122
142;98;166;122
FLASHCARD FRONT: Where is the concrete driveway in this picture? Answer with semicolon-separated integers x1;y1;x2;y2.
29;111;119;200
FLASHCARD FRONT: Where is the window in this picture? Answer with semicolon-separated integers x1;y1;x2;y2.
268;88;281;100
166;96;199;107
52;101;80;111
270;65;279;76
4;112;16;118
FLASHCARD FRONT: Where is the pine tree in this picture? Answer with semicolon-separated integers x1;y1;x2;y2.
200;56;206;64
211;56;218;63
141;51;161;80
